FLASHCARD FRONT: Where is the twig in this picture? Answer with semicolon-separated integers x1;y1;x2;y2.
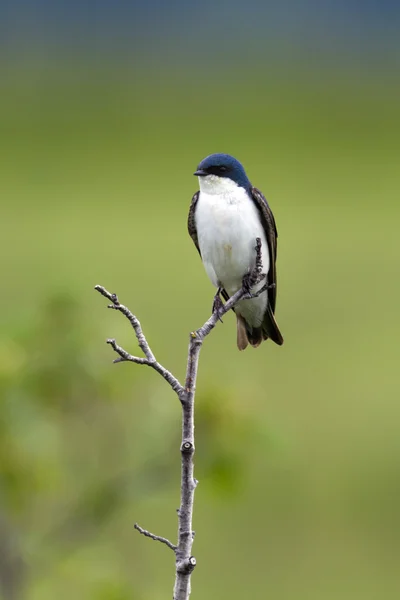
94;238;265;600
94;286;183;397
134;523;177;551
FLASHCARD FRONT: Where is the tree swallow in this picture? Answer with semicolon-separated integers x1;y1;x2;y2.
188;153;284;350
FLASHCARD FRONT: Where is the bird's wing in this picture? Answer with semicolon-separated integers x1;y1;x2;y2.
187;191;201;256
250;186;278;312
250;186;283;345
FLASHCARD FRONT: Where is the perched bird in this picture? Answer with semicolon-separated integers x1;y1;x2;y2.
188;153;283;350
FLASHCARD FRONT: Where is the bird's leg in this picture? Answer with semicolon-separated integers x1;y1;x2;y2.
212;287;224;323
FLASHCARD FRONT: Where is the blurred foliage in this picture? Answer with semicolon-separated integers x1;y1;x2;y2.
1;287;267;598
1;65;400;600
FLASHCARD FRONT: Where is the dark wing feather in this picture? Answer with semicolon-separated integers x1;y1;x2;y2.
250;187;278;312
250;187;283;346
188;191;201;256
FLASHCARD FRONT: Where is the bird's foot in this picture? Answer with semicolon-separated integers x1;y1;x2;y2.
242;270;253;295
247;282;275;299
212;288;224;323
242;270;266;296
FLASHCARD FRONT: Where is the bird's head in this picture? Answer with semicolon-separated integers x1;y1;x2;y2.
194;153;251;194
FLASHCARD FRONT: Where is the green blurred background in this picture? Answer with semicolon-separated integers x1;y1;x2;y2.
1;2;400;598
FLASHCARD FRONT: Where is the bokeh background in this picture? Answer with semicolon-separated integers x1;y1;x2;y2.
1;1;400;598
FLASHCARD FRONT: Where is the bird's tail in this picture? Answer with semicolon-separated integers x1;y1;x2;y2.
236;315;263;350
236;315;249;351
236;307;284;350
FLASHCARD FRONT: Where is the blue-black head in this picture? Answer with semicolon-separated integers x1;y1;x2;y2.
194;153;251;191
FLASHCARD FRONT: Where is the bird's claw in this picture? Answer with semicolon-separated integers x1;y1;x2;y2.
241;270;254;295
212;289;224;323
247;282;275;299
242;267;267;296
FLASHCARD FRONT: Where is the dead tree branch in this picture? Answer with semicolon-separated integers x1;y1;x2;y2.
134;523;177;551
94;237;265;600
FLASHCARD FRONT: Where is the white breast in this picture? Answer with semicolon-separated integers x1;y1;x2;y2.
195;175;270;329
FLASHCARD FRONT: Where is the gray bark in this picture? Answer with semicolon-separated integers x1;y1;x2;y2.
94;237;266;600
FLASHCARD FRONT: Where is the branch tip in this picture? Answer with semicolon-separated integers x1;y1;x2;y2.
95;284;184;396
134;523;177;552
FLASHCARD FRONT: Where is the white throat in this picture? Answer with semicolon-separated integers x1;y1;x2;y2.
198;174;241;196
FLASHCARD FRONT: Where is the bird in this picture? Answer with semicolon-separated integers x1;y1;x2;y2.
188;153;284;351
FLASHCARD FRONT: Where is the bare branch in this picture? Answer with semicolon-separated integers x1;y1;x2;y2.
172;237;265;600
94;286;183;397
134;523;177;552
94;285;156;361
95;238;266;600
106;338;149;364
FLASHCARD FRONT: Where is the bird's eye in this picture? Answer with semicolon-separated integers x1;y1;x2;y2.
219;166;227;172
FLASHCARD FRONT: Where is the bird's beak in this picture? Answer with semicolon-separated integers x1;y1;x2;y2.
194;169;207;177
